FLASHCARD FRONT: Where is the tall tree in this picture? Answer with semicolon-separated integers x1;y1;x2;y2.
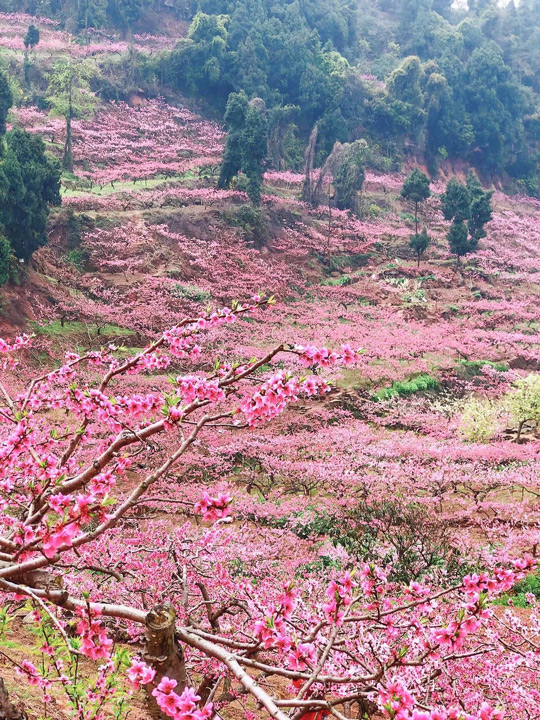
441;175;493;260
23;23;40;52
0;129;61;261
463;42;524;170
218;93;268;206
218;91;249;191
401;168;431;234
106;0;142;35
333;139;366;212
46;59;98;172
242;100;268;206
0;70;13;137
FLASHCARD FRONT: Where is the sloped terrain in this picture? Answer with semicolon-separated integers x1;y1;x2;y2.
0;12;539;720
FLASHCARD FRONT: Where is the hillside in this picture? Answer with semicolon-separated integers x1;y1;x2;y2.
0;7;539;720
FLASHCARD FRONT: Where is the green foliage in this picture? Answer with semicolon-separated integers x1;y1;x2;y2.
170;284;212;304
373;373;440;401
409;226;431;265
402;167;431;236
23;24;39;49
447;219;472;257
31;320;134;337
333;140;366;212
457;359;509;377
463;42;524;172
284;499;473;584
0;128;61;261
218;91;249;189
171;13;229;98
0;234;11;286
387;56;425;135
107;0;142;31
46;59;99;171
401;168;431;205
66;247;87;270
442;174;493;258
8;0;540;191
46;59;99;123
469;187;494;241
219;92;268;206
242;104;268;205
441;178;471;223
495;572;540;607
0;69;13;137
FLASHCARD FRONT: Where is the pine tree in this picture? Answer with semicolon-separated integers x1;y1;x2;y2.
409;226;431;266
401;168;431;234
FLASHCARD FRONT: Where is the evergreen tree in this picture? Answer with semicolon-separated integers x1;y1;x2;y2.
409;226;431;266
46;59;99;172
0;234;10;286
219;93;268;206
441;174;493;259
463;42;524;171
0;70;13;137
447;219;470;258
23;24;40;50
469;187;494;241
401;168;431;234
0;129;61;261
218;91;249;190
106;0;142;34
466;168;485;200
440;178;471;223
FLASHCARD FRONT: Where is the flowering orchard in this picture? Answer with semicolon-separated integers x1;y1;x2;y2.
0;12;175;56
2;42;540;718
10;100;224;187
0;298;539;720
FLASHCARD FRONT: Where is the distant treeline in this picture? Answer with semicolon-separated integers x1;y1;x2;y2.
7;0;540;193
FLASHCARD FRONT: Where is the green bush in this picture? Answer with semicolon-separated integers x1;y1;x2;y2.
66;247;87;270
457;359;509;377
495;571;540;607
373;374;440;401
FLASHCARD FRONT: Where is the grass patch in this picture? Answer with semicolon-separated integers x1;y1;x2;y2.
321;274;357;287
373;373;440;401
30;320;135;337
61;169;201;198
495;571;540;608
456;359;509;378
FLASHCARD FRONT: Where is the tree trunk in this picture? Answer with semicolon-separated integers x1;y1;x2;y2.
63;114;73;173
0;677;27;720
63;79;74;173
302;125;318;204
144;603;187;719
